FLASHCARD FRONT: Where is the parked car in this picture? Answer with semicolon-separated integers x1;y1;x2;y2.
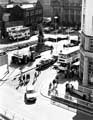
57;36;68;41
24;86;37;104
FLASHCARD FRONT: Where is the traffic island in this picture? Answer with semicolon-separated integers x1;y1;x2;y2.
35;43;53;53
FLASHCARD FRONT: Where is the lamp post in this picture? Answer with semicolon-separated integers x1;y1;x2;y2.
54;16;58;55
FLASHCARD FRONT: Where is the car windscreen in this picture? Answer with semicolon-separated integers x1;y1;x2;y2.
27;90;35;94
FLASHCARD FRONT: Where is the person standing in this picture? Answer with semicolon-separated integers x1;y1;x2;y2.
32;71;38;85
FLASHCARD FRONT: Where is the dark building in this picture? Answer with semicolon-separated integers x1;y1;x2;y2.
0;0;43;30
51;0;82;27
22;1;43;30
39;0;52;17
0;6;4;28
39;0;82;27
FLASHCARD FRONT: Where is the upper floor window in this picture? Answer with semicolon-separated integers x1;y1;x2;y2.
84;0;86;8
92;16;93;33
25;11;29;17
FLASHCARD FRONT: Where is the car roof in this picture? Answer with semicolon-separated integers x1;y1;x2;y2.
26;85;34;91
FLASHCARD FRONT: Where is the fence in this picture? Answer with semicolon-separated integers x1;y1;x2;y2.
51;93;93;116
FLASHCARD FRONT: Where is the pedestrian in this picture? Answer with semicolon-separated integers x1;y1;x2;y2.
34;72;37;78
52;79;56;89
50;45;53;54
55;76;59;85
32;72;37;85
49;83;52;90
55;89;58;96
48;83;52;96
37;70;41;77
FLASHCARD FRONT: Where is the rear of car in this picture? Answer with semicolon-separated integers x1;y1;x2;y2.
24;86;37;104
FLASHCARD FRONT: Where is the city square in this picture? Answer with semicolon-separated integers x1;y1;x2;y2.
0;0;93;120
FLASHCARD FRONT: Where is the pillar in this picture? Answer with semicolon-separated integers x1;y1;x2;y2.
85;37;89;50
82;57;88;86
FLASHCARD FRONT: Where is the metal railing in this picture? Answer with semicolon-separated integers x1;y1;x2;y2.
51;93;93;115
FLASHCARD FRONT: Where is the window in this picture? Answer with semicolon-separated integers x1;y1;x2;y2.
38;9;42;14
83;14;85;27
30;11;34;16
35;10;39;15
92;16;93;33
88;58;93;84
26;11;29;17
84;0;86;8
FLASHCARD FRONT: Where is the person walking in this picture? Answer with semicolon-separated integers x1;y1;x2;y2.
32;72;38;85
50;45;53;54
52;79;56;90
48;83;52;96
37;70;41;77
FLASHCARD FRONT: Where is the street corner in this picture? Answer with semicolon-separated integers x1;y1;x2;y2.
40;80;60;100
40;83;51;99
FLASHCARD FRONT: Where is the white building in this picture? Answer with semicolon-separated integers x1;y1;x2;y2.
79;0;93;105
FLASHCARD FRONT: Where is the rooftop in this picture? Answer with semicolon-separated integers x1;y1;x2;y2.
0;0;38;5
21;4;34;9
59;45;80;55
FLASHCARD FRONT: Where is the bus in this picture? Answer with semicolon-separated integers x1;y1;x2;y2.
7;26;30;41
56;45;80;71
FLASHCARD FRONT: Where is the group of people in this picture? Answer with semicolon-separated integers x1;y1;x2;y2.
16;74;30;89
15;70;41;90
32;70;41;85
48;79;58;96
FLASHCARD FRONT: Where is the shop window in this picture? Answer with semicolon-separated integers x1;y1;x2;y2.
26;11;29;17
30;11;34;16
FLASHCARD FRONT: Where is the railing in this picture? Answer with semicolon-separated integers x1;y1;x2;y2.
51;92;93;115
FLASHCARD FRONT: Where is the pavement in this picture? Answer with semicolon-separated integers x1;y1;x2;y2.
40;70;78;99
40;72;93;116
1;33;92;119
0;65;16;81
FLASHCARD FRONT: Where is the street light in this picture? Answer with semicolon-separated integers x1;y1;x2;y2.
54;16;58;55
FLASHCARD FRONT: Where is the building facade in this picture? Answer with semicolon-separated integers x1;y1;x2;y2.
39;0;53;17
0;0;43;30
79;0;93;106
50;0;82;27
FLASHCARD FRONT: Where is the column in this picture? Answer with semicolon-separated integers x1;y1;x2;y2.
74;10;76;24
85;37;89;50
82;56;88;86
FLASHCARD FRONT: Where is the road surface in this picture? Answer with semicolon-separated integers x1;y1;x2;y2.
0;34;92;120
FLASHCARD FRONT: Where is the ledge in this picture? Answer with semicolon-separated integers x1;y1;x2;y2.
51;95;93;115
